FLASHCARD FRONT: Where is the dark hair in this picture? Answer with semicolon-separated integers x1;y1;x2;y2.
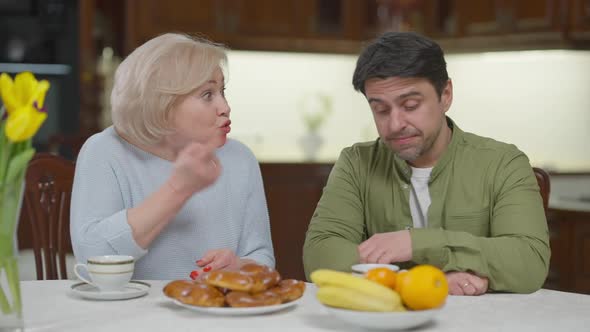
352;32;449;97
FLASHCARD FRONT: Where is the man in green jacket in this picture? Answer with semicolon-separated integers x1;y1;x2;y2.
303;32;550;295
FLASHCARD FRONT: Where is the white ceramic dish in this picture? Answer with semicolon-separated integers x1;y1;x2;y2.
351;263;400;274
324;305;440;330
71;281;150;300
172;297;302;316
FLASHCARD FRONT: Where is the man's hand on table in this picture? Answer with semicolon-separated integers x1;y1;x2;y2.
358;230;412;263
446;271;488;296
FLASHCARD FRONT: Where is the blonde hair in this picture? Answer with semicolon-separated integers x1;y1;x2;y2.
111;33;227;145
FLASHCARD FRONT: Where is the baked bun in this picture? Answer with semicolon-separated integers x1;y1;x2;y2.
163;280;225;307
238;263;282;292
204;263;281;293
225;290;282;307
270;279;306;302
203;271;253;292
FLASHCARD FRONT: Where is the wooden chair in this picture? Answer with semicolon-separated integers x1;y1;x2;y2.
533;167;551;214
17;153;76;280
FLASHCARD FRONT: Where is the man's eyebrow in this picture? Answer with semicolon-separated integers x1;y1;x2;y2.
368;97;384;104
396;91;423;101
368;91;423;104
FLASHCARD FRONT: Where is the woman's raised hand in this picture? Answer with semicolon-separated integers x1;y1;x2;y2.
167;141;221;197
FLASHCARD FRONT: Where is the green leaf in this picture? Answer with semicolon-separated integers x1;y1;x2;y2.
0;133;11;184
0;258;11;314
4;148;34;184
0;118;5;139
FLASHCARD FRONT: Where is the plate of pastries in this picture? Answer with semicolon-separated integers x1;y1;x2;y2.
163;263;306;315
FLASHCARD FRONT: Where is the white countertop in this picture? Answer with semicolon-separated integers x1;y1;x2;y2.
549;175;590;212
549;197;590;212
16;280;590;332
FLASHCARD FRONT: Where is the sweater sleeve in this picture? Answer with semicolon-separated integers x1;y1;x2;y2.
236;154;275;268
411;152;551;293
302;148;365;280
70;138;147;264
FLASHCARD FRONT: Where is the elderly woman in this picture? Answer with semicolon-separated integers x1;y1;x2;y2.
70;33;274;280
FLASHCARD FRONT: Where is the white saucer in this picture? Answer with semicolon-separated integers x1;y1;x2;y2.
71;281;150;300
351;263;400;274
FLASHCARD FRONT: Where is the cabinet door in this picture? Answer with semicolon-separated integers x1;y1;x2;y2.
512;0;563;32
547;208;590;294
125;0;223;53
225;0;369;40
545;211;571;291
225;0;305;37
308;0;370;39
573;219;590;294
571;0;590;38
455;0;507;35
222;0;374;53
455;0;562;36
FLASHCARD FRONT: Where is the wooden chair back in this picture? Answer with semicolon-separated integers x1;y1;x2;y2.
17;153;75;280
533;167;551;214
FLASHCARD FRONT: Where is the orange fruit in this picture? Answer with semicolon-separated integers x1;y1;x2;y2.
365;267;397;289
397;265;448;310
394;270;408;293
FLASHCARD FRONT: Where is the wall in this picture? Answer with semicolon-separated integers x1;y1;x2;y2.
225;50;590;171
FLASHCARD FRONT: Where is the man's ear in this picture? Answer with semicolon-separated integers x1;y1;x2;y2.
442;79;453;113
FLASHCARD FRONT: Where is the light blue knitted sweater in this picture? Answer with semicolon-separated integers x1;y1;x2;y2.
70;126;274;280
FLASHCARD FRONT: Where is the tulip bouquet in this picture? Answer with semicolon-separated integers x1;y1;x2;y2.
0;71;49;327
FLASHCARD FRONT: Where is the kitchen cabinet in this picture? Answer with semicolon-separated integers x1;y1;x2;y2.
99;0;590;57
367;1;585;51
420;0;571;52
124;0;224;53
224;0;305;38
570;0;590;40
123;0;376;54
452;0;564;36
545;208;590;294
124;0;305;49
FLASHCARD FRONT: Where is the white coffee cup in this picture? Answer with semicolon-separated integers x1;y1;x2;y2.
74;255;135;292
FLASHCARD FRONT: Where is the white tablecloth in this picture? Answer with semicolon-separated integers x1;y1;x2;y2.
19;280;590;332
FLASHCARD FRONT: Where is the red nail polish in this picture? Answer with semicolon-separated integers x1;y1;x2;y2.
189;270;199;280
203;266;212;272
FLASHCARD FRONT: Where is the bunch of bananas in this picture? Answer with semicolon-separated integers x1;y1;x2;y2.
310;269;405;312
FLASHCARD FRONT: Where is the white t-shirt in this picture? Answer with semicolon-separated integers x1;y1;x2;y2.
409;166;433;228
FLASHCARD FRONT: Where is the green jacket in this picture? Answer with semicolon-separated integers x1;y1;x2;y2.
303;118;550;293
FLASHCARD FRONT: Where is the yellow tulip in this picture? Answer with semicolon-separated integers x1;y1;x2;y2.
0;72;50;114
5;106;48;142
0;72;50;142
